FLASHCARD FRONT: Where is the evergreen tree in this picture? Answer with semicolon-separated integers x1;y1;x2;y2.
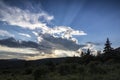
103;38;113;53
86;49;90;55
81;51;84;57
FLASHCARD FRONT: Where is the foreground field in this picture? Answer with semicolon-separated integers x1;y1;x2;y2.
0;52;120;80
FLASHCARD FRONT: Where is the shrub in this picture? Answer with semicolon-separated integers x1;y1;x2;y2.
56;63;71;75
33;65;49;80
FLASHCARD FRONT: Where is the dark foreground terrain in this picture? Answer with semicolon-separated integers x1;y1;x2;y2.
0;47;120;80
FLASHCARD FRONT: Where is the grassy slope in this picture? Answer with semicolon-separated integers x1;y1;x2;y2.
0;51;120;80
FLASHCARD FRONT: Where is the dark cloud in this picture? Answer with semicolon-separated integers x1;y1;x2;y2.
41;33;82;51
86;42;101;46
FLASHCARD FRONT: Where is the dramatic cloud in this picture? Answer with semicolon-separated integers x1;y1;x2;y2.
0;30;14;37
0;45;80;60
0;38;99;60
18;33;31;38
0;1;86;42
0;1;54;30
0;1;88;60
47;26;87;41
31;26;87;45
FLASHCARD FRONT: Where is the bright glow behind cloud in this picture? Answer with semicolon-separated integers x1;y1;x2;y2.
82;42;98;56
0;45;39;54
0;45;81;60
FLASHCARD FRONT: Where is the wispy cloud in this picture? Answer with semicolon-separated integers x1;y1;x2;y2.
0;30;14;37
18;33;31;38
0;1;54;30
86;42;101;46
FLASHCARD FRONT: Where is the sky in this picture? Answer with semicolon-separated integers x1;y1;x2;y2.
0;0;120;60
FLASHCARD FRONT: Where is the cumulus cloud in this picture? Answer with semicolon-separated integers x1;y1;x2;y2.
31;26;86;44
0;30;14;37
18;33;31;38
48;26;87;39
82;42;99;56
0;1;54;30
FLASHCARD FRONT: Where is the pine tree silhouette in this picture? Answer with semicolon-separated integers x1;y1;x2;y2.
86;48;90;55
81;51;84;57
103;38;113;53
